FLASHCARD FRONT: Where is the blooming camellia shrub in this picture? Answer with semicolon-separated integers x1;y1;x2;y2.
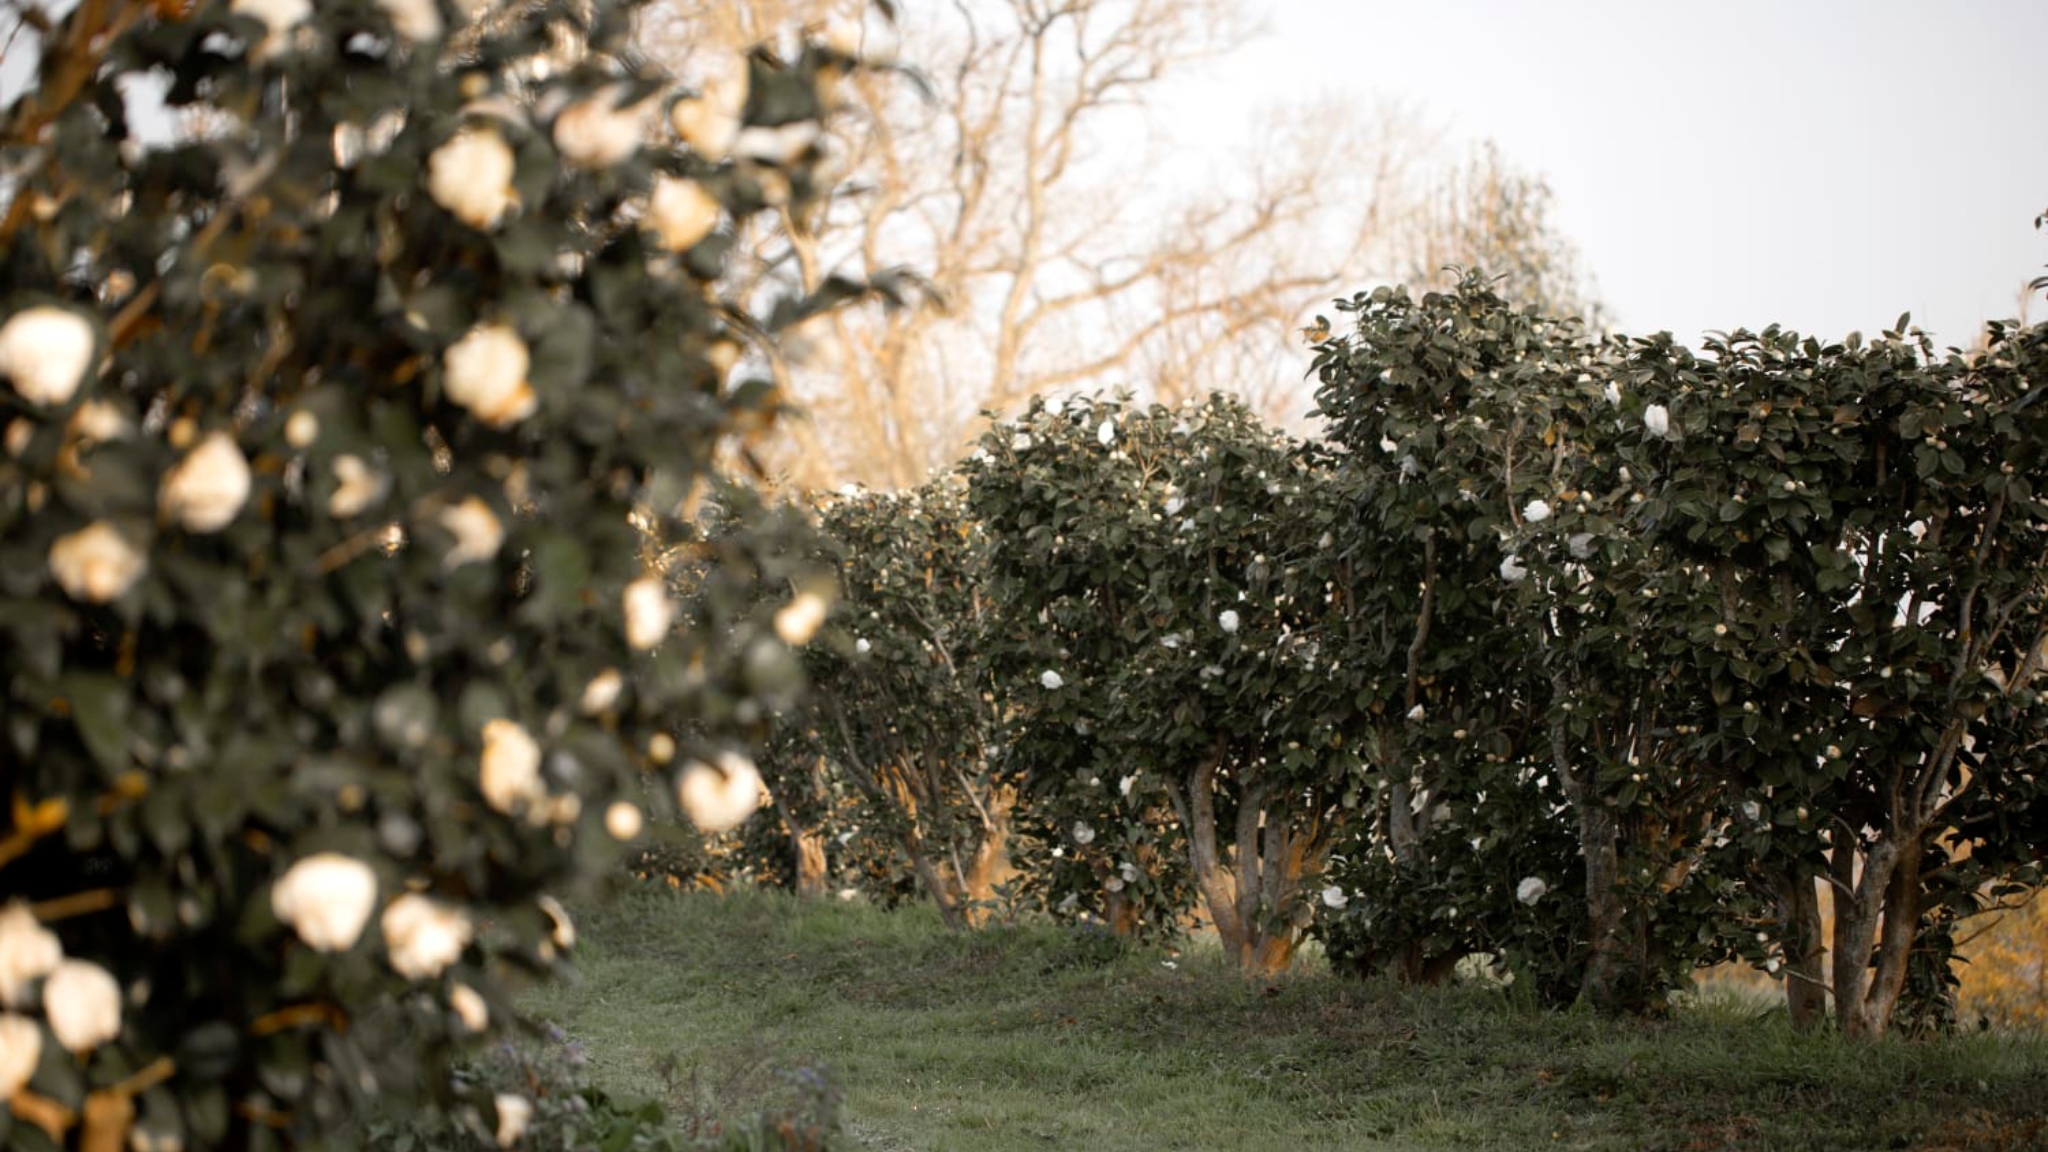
0;0;891;1146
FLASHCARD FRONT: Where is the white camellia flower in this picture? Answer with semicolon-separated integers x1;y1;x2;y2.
1218;609;1240;634
0;1013;39;1100
580;668;623;714
1643;403;1671;439
1568;533;1595;560
1499;554;1528;583
1522;499;1552;524
479;718;544;815
327;454;385;518
0;900;62;1007
449;983;489;1033
554;86;652;168
1516;876;1548;906
438;496;504;569
443;323;536;428
381;893;473;980
604;801;643;841
0;305;96;406
644;175;721;252
676;751;764;833
1378;436;1398;454
284;409;320;448
1010;432;1032;452
1741;800;1763;823
1071;821;1096;846
1406;704;1425;722
44;959;121;1054
854;637;872;655
774;591;829;646
1603;381;1622;406
375;0;442;41
48;521;146;603
427;127;519;231
1096;417;1115;447
538;894;576;950
670;73;744;161
1039;669;1063;690
1119;774;1137;797
622;574;674;650
1321;885;1348;909
272;853;378;952
160;431;251;534
494;1094;533;1148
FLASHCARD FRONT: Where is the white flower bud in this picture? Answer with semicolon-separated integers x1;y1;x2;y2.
1040;670;1064;690
375;0;442;42
48;520;147;603
774;591;829;646
43;959;120;1054
0;901;62;1007
604;801;643;841
449;983;489;1033
1096;418;1116;447
580;668;623;714
1321;885;1348;909
1072;821;1096;846
1407;704;1425;722
1643;404;1671;439
645;175;721;252
427;128;519;231
272;853;378;953
381;894;473;980
438;496;503;569
0;1013;39;1099
1516;876;1548;906
443;323;536;428
554;86;650;169
327;454;385;518
284;409;320;448
479;719;544;815
494;1094;532;1148
676;751;764;833
854;637;871;655
622;575;674;650
159;431;251;533
1218;609;1240;634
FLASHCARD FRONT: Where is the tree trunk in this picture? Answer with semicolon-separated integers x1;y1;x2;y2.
1831;835;1902;1039
1770;865;1828;1031
792;827;829;899
1179;752;1249;962
1575;801;1628;1011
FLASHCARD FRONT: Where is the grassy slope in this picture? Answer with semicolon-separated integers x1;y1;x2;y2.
520;886;2048;1152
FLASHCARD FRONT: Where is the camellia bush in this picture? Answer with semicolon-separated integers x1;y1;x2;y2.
0;0;896;1146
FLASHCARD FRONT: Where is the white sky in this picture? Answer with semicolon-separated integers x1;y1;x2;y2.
1157;0;2048;349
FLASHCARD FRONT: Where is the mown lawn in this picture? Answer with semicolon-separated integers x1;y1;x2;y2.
518;886;2048;1151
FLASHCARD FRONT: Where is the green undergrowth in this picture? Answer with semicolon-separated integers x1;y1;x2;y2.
516;887;2048;1152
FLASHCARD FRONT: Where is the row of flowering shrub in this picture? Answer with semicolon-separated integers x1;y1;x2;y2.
744;275;2048;1038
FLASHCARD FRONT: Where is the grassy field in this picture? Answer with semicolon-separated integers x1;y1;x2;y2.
517;886;2048;1151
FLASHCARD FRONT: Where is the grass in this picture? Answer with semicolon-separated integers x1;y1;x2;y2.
518;885;2048;1151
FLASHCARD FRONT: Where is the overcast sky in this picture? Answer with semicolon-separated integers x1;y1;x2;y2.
1159;0;2048;349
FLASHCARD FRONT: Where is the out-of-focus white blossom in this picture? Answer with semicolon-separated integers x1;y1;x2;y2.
437;496;504;569
622;575;674;650
676;751;764;833
494;1094;532;1148
272;853;378;953
43;959;121;1054
1096;418;1116;447
449;983;489;1032
284;409;320;448
328;455;385;518
0;1013;39;1099
381;894;473;980
375;0;441;41
1321;885;1348;909
1039;670;1063;690
1499;555;1527;583
160;431;251;533
1522;499;1552;524
427;127;518;230
1010;433;1032;451
554;86;652;168
670;73;744;161
855;637;872;655
1406;704;1425;722
48;521;146;603
580;668;623;715
1643;404;1670;439
443;323;536;428
1516;876;1548;906
645;175;721;252
1071;821;1096;846
774;591;829;645
0;901;62;1007
1218;609;1240;634
604;801;643;841
538;895;575;951
0;306;96;406
734;121;821;166
479;719;544;815
231;0;309;55
1603;381;1621;406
